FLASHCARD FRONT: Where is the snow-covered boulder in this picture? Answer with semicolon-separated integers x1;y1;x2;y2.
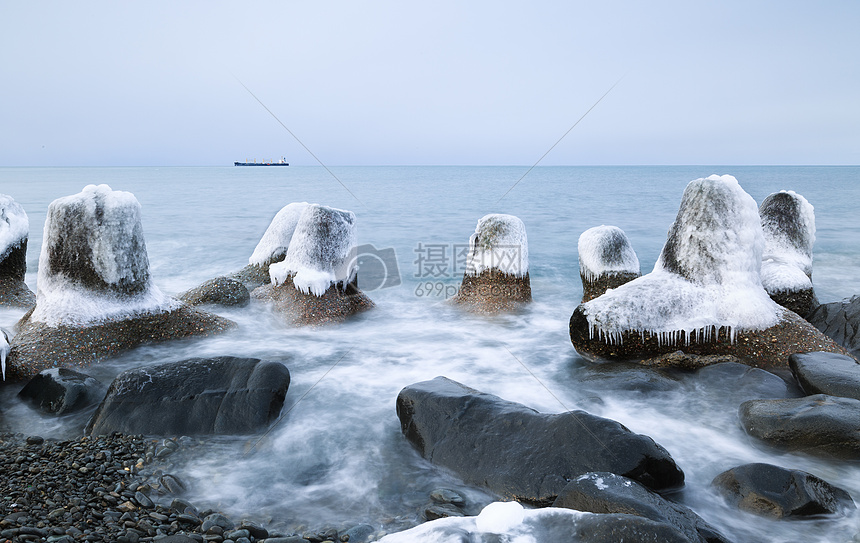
578;225;640;302
252;204;373;325
452;214;531;313
760;191;817;316
5;185;234;382
228;202;310;290
569;175;847;369
0;194;36;307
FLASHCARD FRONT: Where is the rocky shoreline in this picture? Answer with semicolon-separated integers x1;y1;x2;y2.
0;433;388;543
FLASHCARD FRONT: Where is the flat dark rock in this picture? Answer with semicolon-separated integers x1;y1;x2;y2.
396;377;684;504
553;472;730;543
178;276;250;307
0;278;35;308
807;295;860;355
574;362;681;395
789;351;860;400
687;362;799;404
18;367;106;414
6;305;236;382
227;262;277;291
86;356;290;436
739;394;860;459
711;463;855;518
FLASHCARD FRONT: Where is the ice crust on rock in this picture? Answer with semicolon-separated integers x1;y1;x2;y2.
248;202;310;266
578;225;639;281
30;184;178;327
269;204;357;297
465;214;529;277
379;502;585;542
760;190;815;293
583;175;781;345
0;194;29;262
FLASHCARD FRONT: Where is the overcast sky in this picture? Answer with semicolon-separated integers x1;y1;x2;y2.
2;1;858;166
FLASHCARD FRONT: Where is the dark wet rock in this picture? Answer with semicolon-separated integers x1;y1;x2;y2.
430;488;466;507
86;356;290;436
570;176;848;369
202;513;235;532
452;270;532;313
571;305;849;370
789;351;860;400
574;514;700;543
687;362;799;403
807;295;860;356
739;394;860;459
239;522;268;540
253;275;373;326
553;472;731;543
226;262;274;291
7;306;235;382
17;367;106;414
423;503;464;520
711;463;855;518
639;352;743;371
451;214;531;313
342;524;374;543
178;277;250;308
759;191;818;316
5;185;235;382
578;225;640;303
575;362;682;395
396;376;684;504
0;275;36;308
769;289;817;320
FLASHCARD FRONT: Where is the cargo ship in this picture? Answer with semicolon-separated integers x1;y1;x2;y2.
234;157;289;166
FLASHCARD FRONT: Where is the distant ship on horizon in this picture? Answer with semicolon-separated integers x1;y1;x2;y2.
234;157;289;166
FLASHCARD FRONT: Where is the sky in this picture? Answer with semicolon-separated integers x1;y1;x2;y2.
1;1;858;167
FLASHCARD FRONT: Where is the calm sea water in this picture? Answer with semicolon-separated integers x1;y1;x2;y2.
1;166;859;541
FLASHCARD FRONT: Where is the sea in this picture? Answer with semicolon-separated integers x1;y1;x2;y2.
1;165;859;542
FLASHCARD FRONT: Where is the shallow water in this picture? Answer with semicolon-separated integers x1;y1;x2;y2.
1;166;859;541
